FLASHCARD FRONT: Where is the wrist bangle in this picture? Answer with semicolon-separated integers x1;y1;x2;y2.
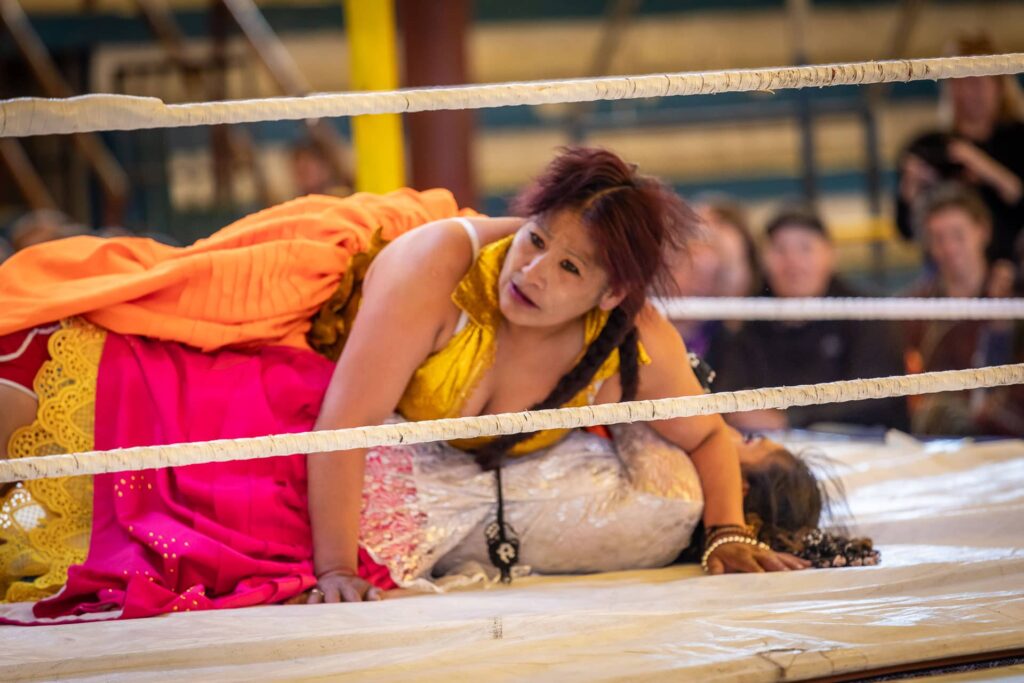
701;534;771;573
705;524;751;543
704;524;754;550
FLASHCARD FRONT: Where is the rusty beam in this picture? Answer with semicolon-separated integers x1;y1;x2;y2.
400;0;474;207
0;0;128;223
219;0;351;188
135;0;270;205
0;138;59;211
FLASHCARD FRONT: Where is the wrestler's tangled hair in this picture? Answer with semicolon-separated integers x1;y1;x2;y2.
474;146;697;470
742;449;880;568
511;145;695;320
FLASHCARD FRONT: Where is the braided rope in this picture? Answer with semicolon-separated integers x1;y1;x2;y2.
657;297;1024;321
1;363;1020;483
2;54;1022;137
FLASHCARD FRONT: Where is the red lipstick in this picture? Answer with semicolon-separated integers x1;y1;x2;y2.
509;282;538;308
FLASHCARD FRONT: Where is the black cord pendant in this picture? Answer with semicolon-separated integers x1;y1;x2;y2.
485;520;520;583
485;466;520;583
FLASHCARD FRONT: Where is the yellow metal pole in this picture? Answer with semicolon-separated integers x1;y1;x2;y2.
344;0;405;193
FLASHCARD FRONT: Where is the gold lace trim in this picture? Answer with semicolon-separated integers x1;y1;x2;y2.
0;319;103;603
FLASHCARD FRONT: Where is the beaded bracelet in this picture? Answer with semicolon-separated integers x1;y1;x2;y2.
701;534;771;573
704;524;753;547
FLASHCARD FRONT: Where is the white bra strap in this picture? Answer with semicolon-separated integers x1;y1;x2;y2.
453;217;481;261
451;217;481;337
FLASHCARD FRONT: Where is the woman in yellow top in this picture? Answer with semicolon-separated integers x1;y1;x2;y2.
1;147;810;619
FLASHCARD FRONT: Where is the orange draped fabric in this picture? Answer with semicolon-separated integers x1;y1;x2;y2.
0;189;470;352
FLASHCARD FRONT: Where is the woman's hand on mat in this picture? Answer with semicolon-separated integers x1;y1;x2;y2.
705;543;810;574
308;569;382;603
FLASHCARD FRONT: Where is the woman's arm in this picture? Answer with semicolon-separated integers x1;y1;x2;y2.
630;308;805;573
632;309;745;529
307;220;482;599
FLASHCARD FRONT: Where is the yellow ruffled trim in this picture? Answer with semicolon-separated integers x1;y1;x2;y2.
0;319;103;603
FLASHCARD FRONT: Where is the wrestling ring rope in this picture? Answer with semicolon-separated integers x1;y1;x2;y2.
656;296;1024;320
1;53;1022;136
2;363;1021;483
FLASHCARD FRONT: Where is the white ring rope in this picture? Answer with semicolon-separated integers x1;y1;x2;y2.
658;297;1024;320
1;363;1020;483
2;54;1022;137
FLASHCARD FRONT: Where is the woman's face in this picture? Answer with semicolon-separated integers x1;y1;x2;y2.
733;432;785;468
926;206;989;282
949;76;1001;130
498;209;623;328
668;239;720;298
762;225;835;298
712;222;754;297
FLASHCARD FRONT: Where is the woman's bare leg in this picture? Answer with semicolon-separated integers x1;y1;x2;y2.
0;384;36;459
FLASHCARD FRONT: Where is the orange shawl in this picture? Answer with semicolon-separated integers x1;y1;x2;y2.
0;189;469;351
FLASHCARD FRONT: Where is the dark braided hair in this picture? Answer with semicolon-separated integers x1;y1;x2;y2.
743;448;826;541
744;449;879;568
679;447;880;569
616;327;640;403
473;306;638;470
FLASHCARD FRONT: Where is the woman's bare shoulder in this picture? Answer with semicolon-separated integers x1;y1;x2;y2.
360;219;520;321
372;217;522;285
635;303;686;363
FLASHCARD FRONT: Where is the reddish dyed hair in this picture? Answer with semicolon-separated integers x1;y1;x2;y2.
512;146;696;319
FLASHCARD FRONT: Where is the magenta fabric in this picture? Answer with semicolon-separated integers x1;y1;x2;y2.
33;333;394;621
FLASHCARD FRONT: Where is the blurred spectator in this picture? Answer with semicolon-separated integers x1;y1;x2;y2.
712;205;909;433
671;197;760;358
669;229;720;299
895;33;1024;263
980;227;1024;436
96;226;134;239
904;183;1020;434
291;139;348;198
138;231;182;247
96;225;182;247
697;196;761;297
7;209;87;251
0;236;12;264
974;326;1024;436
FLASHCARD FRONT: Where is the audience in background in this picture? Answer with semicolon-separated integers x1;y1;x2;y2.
974;323;1024;437
6;209;87;251
291;139;349;198
670;196;760;359
2;213;184;258
698;197;761;298
711;205;909;433
95;225;134;240
895;33;1024;264
904;183;1021;435
96;225;182;246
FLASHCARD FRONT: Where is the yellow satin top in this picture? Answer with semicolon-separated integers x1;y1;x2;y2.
397;235;649;456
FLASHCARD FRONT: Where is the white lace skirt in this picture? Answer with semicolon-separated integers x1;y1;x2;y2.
359;422;704;589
